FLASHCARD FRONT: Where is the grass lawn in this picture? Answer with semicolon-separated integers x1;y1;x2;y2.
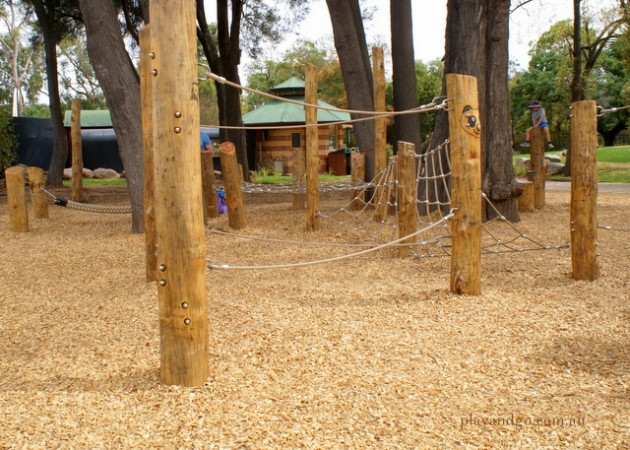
63;178;127;186
515;145;630;183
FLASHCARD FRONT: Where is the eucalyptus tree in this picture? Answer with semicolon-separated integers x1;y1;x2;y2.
196;0;311;177
324;0;375;179
25;0;81;185
78;0;144;232
0;0;39;115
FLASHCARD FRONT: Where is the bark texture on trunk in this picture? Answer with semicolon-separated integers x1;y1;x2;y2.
325;0;376;180
390;0;421;151
79;0;145;232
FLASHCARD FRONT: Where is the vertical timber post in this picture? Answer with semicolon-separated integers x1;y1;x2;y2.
529;127;545;209
350;152;365;210
151;0;208;386
570;100;599;281
397;142;417;257
140;25;157;283
5;166;29;233
28;166;48;219
71;99;83;202
305;63;320;231
292;146;305;209
201;153;219;221
372;46;387;222
219;142;246;230
446;74;481;296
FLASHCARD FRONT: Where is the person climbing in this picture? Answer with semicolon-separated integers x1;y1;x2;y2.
522;100;554;149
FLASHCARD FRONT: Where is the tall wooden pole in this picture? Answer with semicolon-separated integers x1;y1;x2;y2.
447;74;481;296
151;0;208;386
219;142;246;230
28;166;48;219
140;25;157;283
570;100;599;281
373;47;387;177
397;142;417;257
372;47;387;222
529;127;545;209
5;166;29;233
305;63;320;231
71;99;83;202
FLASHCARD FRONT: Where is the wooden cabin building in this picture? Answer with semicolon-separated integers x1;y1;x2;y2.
243;77;352;175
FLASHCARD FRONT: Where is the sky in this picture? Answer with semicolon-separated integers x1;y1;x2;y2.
205;0;617;72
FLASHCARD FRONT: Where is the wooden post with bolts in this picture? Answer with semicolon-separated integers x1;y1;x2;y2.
5;166;29;233
28;166;48;219
397;142;417;257
71;99;83;202
446;74;481;296
305;63;320;231
219;142;246;229
140;25;157;283
151;0;208;386
529;127;545;209
570;100;599;281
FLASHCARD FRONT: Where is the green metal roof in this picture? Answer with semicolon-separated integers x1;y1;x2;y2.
243;77;351;126
63;110;112;127
243;98;350;125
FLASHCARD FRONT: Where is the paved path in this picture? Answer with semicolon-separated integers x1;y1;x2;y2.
518;179;630;194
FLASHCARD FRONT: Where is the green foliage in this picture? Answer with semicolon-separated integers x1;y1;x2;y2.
0;109;18;176
244;39;343;111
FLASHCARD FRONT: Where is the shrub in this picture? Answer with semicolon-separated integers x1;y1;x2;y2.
0;110;18;177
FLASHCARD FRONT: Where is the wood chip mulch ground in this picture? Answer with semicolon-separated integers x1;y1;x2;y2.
0;185;628;449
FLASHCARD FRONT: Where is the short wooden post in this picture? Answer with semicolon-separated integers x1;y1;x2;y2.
71;99;83;202
151;0;208;386
350;151;365;210
305;63;320;231
140;25;157;283
219;142;246;230
201;153;219;221
397;142;417;257
570;100;599;281
447;74;481;296
292;146;305;210
5;166;29;233
28;166;48;219
517;181;535;213
372;46;387;222
529;127;545;209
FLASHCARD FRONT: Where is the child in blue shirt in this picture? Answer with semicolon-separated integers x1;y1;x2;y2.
522;100;553;149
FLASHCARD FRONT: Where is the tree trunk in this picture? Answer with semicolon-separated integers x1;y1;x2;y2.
390;0;421;151
30;0;69;187
564;0;583;176
482;0;519;221
421;0;485;213
325;0;375;180
79;0;144;233
599;120;626;146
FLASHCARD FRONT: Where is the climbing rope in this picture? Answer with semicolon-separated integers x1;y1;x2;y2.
40;188;132;214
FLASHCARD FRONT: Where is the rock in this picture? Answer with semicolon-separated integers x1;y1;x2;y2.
545;154;562;163
83;168;94;178
514;157;530;171
546;162;565;175
63;168;72;179
93;168;119;179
